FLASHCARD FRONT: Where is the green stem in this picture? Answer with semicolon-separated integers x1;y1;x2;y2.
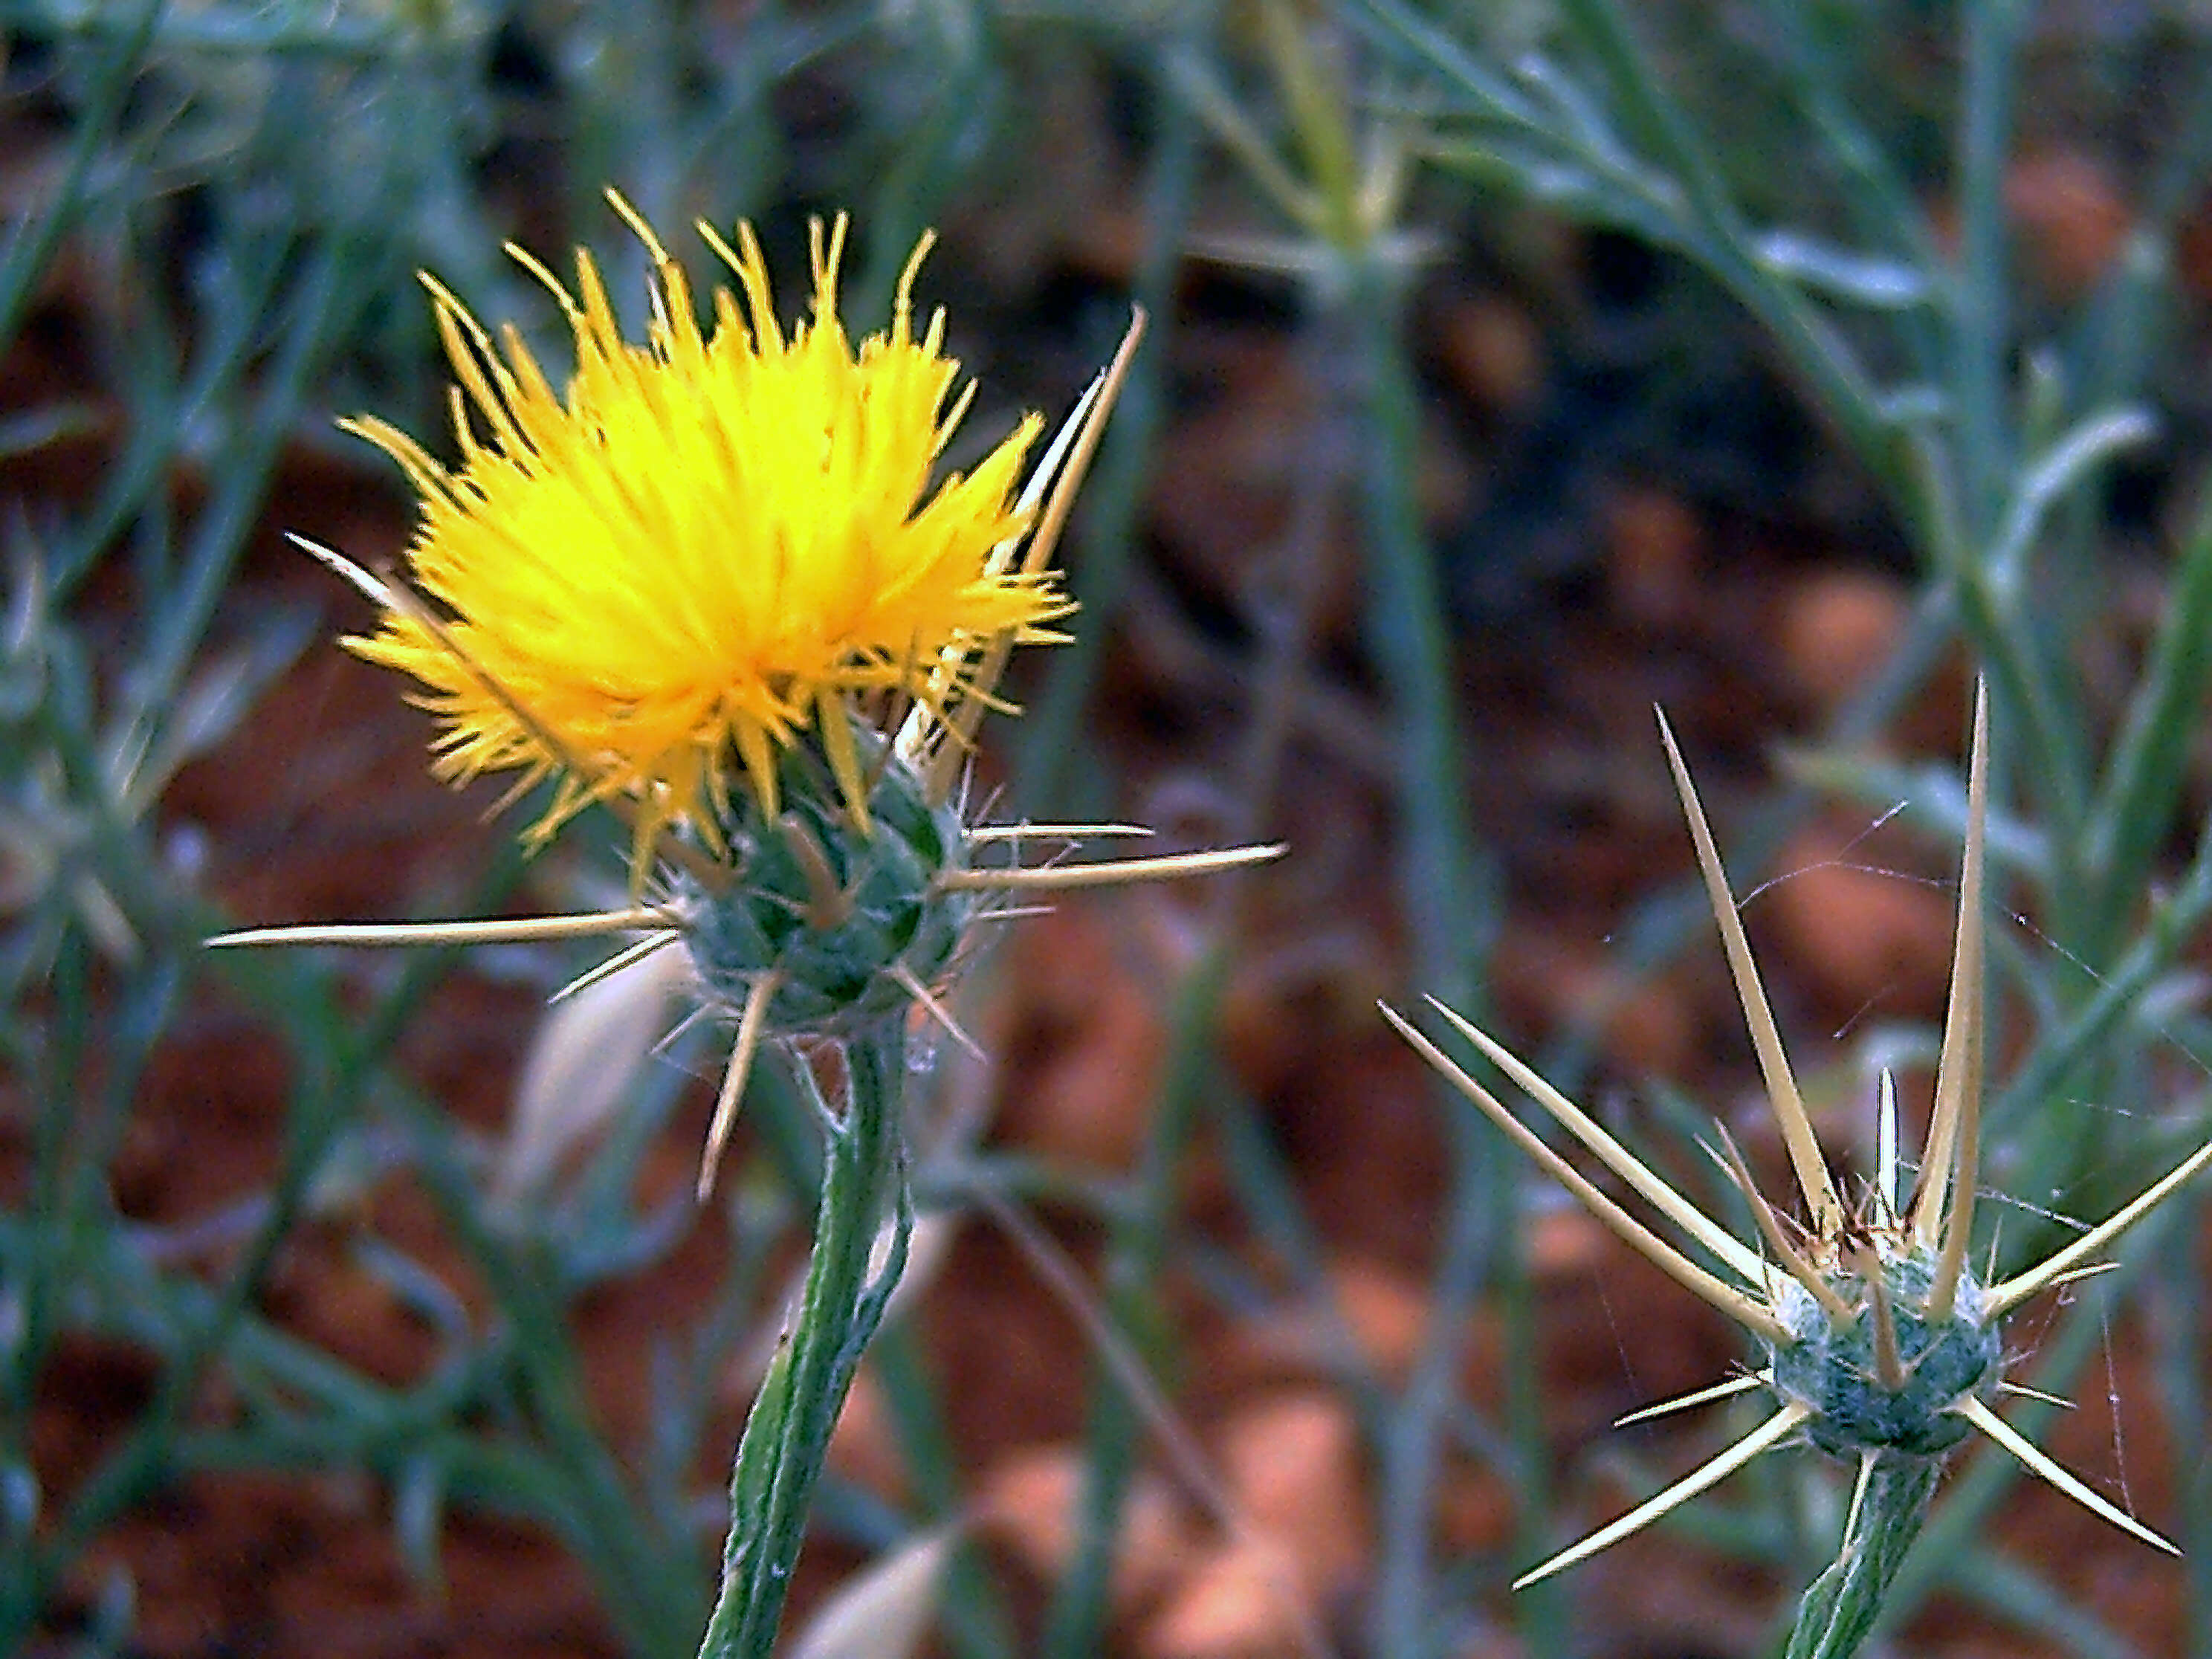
2081;474;2212;952
696;1026;913;1659
1783;1452;1941;1659
1341;250;1489;1016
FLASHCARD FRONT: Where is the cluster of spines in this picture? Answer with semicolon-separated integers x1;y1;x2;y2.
1387;681;2206;1586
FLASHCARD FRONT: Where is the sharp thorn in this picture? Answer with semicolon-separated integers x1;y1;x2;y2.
207;906;682;950
1614;1371;1770;1428
696;971;780;1201
1655;709;1842;1235
1959;1395;2179;1555
1513;1403;1811;1588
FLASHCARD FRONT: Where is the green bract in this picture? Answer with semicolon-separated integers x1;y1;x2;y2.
1770;1246;2001;1459
680;734;977;1035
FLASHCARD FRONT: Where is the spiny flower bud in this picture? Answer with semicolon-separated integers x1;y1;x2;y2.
1770;1244;2001;1460
1386;682;2204;1593
678;725;977;1037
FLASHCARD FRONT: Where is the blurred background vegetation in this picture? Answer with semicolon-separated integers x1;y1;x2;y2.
11;1;2212;1655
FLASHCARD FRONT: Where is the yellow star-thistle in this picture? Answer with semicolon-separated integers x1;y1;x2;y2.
215;245;1292;1206
343;194;1073;869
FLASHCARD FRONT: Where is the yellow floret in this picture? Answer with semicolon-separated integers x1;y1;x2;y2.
346;198;1071;871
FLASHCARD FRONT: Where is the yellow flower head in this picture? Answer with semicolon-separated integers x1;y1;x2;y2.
345;196;1073;866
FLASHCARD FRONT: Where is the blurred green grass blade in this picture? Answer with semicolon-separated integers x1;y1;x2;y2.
1953;1542;2152;1659
4;0;418;56
1018;18;1206;812
51;242;286;599
3;927;91;1490
390;1078;705;1659
11;1025;353;1642
2065;41;2212;430
1949;0;2027;543
850;20;1001;328
1752;0;1947;379
639;1204;782;1531
0;0;164;352
1340;246;1530;1658
868;1327;1021;1659
2083;481;2212;937
1552;0;1907;508
1997;812;2212;1134
122;242;364;754
1041;945;1227;1659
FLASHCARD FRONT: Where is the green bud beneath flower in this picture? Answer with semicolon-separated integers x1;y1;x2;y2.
679;731;977;1036
1770;1244;2002;1459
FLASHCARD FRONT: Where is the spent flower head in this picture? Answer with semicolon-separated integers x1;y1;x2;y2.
1385;682;2212;1589
216;198;1280;1194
